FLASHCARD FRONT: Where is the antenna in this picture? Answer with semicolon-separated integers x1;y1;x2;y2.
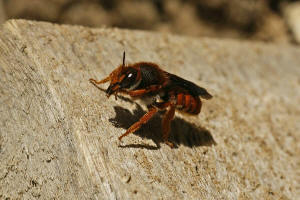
122;51;126;67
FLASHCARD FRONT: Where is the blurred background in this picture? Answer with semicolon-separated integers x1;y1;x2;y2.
1;0;300;44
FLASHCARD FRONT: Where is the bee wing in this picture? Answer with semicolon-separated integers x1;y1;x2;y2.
167;73;212;99
194;85;213;99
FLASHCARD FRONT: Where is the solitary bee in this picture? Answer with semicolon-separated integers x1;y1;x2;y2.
89;52;212;148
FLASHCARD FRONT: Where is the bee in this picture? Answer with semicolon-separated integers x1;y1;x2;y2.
89;52;212;148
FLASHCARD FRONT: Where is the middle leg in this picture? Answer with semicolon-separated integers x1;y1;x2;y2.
118;107;158;141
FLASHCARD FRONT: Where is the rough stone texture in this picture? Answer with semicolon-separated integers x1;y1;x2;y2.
283;2;300;44
0;0;6;24
60;2;112;27
0;20;299;199
1;0;293;43
115;0;160;30
4;0;63;22
253;11;290;43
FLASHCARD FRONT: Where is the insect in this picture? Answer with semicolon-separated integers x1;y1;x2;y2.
89;52;212;148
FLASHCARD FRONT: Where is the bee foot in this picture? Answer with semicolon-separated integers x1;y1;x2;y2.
165;141;175;148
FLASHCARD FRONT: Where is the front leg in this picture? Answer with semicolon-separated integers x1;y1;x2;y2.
89;76;110;85
126;85;162;97
89;66;122;85
126;89;148;97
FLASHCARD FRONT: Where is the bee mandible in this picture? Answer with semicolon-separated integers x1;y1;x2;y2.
89;52;212;148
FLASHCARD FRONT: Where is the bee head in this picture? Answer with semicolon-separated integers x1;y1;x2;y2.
106;52;140;97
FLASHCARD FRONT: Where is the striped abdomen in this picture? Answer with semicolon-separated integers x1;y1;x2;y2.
175;93;202;114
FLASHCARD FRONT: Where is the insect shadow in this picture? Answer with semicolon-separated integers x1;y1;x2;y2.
109;103;216;150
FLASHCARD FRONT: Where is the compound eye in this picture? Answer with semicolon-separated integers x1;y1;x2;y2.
125;73;135;83
120;70;137;89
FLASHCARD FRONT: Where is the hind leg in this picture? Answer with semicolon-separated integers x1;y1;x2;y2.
162;104;176;148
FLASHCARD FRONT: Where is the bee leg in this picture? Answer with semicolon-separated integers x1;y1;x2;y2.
89;76;110;85
118;107;158;141
127;89;148;97
127;85;162;97
162;104;176;148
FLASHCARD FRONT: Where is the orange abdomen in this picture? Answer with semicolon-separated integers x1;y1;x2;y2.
176;93;202;114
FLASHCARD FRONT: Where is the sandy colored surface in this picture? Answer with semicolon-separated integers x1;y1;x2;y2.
0;20;299;199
